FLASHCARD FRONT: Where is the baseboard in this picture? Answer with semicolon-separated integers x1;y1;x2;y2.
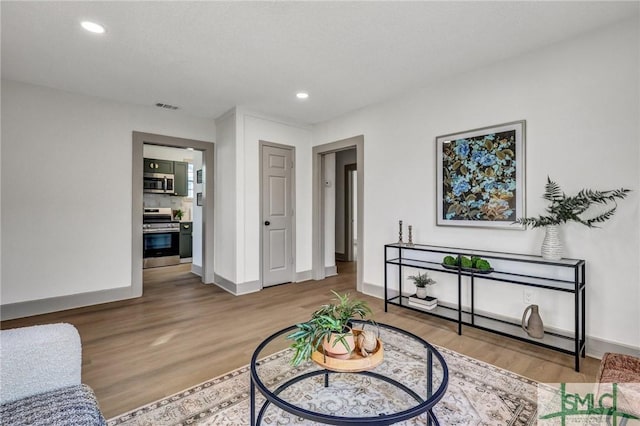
586;336;640;359
324;265;337;277
362;281;384;299
296;270;312;282
191;264;203;277
0;286;137;321
365;284;639;360
212;274;261;296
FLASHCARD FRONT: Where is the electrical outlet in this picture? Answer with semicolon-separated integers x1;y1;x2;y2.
523;289;536;304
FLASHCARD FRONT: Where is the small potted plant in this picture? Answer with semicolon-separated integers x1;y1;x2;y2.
515;177;630;260
408;271;436;299
287;291;373;366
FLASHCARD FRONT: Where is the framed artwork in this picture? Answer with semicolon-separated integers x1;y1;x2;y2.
436;120;526;229
196;169;203;184
196;192;203;206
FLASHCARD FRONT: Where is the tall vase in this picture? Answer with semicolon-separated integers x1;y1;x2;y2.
541;225;563;260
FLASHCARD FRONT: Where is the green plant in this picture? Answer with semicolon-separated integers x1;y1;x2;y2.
174;209;184;220
443;256;457;266
407;271;436;288
515;177;630;228
287;291;372;366
442;255;492;270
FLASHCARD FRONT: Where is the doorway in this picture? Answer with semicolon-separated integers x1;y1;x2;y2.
132;132;215;296
312;135;364;292
260;141;296;287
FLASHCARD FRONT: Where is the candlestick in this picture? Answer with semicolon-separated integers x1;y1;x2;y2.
408;225;413;246
398;220;403;245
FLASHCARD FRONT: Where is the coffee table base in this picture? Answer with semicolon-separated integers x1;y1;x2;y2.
250;370;440;426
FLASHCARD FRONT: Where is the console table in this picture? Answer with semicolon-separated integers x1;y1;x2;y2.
384;243;586;371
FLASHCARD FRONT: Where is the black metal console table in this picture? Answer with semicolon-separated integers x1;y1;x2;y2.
384;243;586;371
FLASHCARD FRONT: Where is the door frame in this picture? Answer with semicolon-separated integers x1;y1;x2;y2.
312;135;364;291
259;140;296;287
132;131;215;296
344;163;357;262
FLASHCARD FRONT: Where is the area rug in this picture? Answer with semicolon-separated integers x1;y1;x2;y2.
107;328;542;425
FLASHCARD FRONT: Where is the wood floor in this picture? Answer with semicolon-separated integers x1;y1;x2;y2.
1;262;599;419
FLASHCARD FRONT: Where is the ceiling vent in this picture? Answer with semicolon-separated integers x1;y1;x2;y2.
155;103;179;110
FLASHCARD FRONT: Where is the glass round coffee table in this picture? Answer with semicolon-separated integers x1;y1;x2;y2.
250;321;448;425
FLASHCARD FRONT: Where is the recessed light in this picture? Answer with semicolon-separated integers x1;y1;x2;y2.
81;21;106;34
296;92;309;100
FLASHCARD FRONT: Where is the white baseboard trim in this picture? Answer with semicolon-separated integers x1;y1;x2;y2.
296;270;313;282
0;286;137;321
237;280;261;295
364;283;639;360
212;274;261;296
362;281;384;299
191;264;203;277
324;265;337;277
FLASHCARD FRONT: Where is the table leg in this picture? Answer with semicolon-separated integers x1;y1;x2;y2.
428;409;441;426
250;376;256;425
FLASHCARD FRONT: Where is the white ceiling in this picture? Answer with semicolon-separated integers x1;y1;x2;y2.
2;1;638;124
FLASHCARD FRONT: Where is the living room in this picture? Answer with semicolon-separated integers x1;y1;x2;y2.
1;2;638;425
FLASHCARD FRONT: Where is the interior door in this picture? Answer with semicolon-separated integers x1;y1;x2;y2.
262;145;294;287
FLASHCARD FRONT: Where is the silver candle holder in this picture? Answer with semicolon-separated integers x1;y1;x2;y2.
407;225;414;246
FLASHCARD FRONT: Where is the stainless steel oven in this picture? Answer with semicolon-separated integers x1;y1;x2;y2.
143;208;180;268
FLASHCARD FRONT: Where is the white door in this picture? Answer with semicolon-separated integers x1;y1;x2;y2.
262;145;294;287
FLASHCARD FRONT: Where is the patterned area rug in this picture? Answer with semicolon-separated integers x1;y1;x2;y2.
108;329;542;426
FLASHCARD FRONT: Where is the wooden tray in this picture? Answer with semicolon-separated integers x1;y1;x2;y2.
311;331;384;372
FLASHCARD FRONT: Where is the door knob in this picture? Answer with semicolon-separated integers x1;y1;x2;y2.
264;221;270;226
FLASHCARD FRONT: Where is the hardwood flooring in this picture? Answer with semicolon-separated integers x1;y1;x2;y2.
1;262;599;418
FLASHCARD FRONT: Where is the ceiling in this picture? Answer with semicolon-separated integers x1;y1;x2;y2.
2;1;637;124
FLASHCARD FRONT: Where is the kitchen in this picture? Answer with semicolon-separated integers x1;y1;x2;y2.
142;144;203;273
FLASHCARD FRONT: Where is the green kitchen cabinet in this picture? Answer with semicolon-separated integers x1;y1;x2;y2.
173;161;188;196
144;158;174;174
180;222;193;258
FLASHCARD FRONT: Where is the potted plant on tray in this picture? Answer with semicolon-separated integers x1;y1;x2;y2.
408;271;436;299
515;177;630;260
287;291;373;366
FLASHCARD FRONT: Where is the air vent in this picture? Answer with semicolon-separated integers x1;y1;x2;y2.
155;103;179;110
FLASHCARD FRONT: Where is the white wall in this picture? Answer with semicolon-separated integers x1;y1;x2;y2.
324;153;336;268
236;109;313;287
335;148;357;255
313;20;640;349
214;111;237;282
192;152;203;270
1;79;215;304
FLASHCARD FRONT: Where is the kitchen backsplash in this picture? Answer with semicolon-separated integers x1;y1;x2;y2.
144;193;193;221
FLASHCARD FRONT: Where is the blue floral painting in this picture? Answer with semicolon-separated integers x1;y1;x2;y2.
437;122;524;228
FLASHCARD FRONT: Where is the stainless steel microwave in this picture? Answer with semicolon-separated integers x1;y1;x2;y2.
143;173;175;194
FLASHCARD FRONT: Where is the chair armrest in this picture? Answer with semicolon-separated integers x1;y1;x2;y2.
0;323;82;404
